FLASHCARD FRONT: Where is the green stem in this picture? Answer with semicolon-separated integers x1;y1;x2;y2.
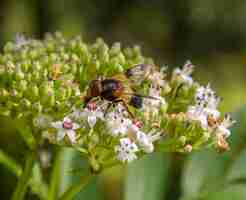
47;147;61;200
58;173;95;200
11;151;36;200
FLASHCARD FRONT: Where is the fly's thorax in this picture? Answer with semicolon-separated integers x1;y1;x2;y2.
101;79;124;101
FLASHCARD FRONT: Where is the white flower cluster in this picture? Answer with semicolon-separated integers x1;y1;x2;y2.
173;60;194;86
186;84;235;138
48;60;235;164
51;102;162;163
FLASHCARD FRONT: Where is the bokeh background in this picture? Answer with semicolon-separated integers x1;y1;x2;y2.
1;0;246;200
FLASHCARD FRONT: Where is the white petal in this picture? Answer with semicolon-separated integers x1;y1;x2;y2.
88;116;97;128
63;117;72;123
143;143;154;153
56;130;66;141
66;130;76;143
96;111;104;120
72;123;80;130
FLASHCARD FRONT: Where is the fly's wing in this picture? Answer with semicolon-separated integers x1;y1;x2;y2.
124;64;154;85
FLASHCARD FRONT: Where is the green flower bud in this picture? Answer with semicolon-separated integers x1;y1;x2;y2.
40;82;54;97
29;85;39;101
32;71;41;81
117;53;126;65
41;92;55;107
0;88;9;102
61;53;70;61
109;42;121;57
50;53;58;62
14;67;25;80
0;107;11;116
70;63;77;74
19;80;28;91
20;61;30;72
56;88;67;101
29;49;38;59
33;62;42;71
20;98;32;109
11;89;22;99
32;102;42;113
46;42;55;52
179;136;187;146
4;42;15;53
71;54;80;63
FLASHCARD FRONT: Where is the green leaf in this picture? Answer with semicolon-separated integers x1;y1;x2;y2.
124;153;170;200
59;148;103;200
0;149;22;177
181;150;228;200
202;185;246;200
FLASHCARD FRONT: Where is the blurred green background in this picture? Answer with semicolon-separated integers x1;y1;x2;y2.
0;0;246;200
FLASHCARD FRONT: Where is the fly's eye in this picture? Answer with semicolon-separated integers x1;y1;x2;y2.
129;95;143;109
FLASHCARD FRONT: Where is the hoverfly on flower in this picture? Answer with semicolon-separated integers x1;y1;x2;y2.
83;64;161;119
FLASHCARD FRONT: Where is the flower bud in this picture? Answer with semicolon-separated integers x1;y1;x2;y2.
29;49;38;59
29;85;39;101
11;89;22;99
40;82;53;97
3;42;14;53
19;80;28;91
117;53;126;65
110;42;121;57
71;54;80;62
20;98;32;109
32;102;42;113
179;136;187;146
20;61;30;72
0;88;9;102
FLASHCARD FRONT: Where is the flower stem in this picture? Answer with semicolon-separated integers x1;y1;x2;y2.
58;173;95;200
11;151;36;200
47;147;61;200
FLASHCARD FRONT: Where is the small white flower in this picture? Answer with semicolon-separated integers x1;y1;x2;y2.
186;106;208;129
81;106;104;128
106;114;132;137
115;138;139;163
14;34;30;50
195;84;220;110
127;124;161;153
135;130;161;153
173;60;194;85
215;114;236;138
51;117;80;143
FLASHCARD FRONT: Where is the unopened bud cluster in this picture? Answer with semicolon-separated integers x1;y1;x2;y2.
0;33;235;172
